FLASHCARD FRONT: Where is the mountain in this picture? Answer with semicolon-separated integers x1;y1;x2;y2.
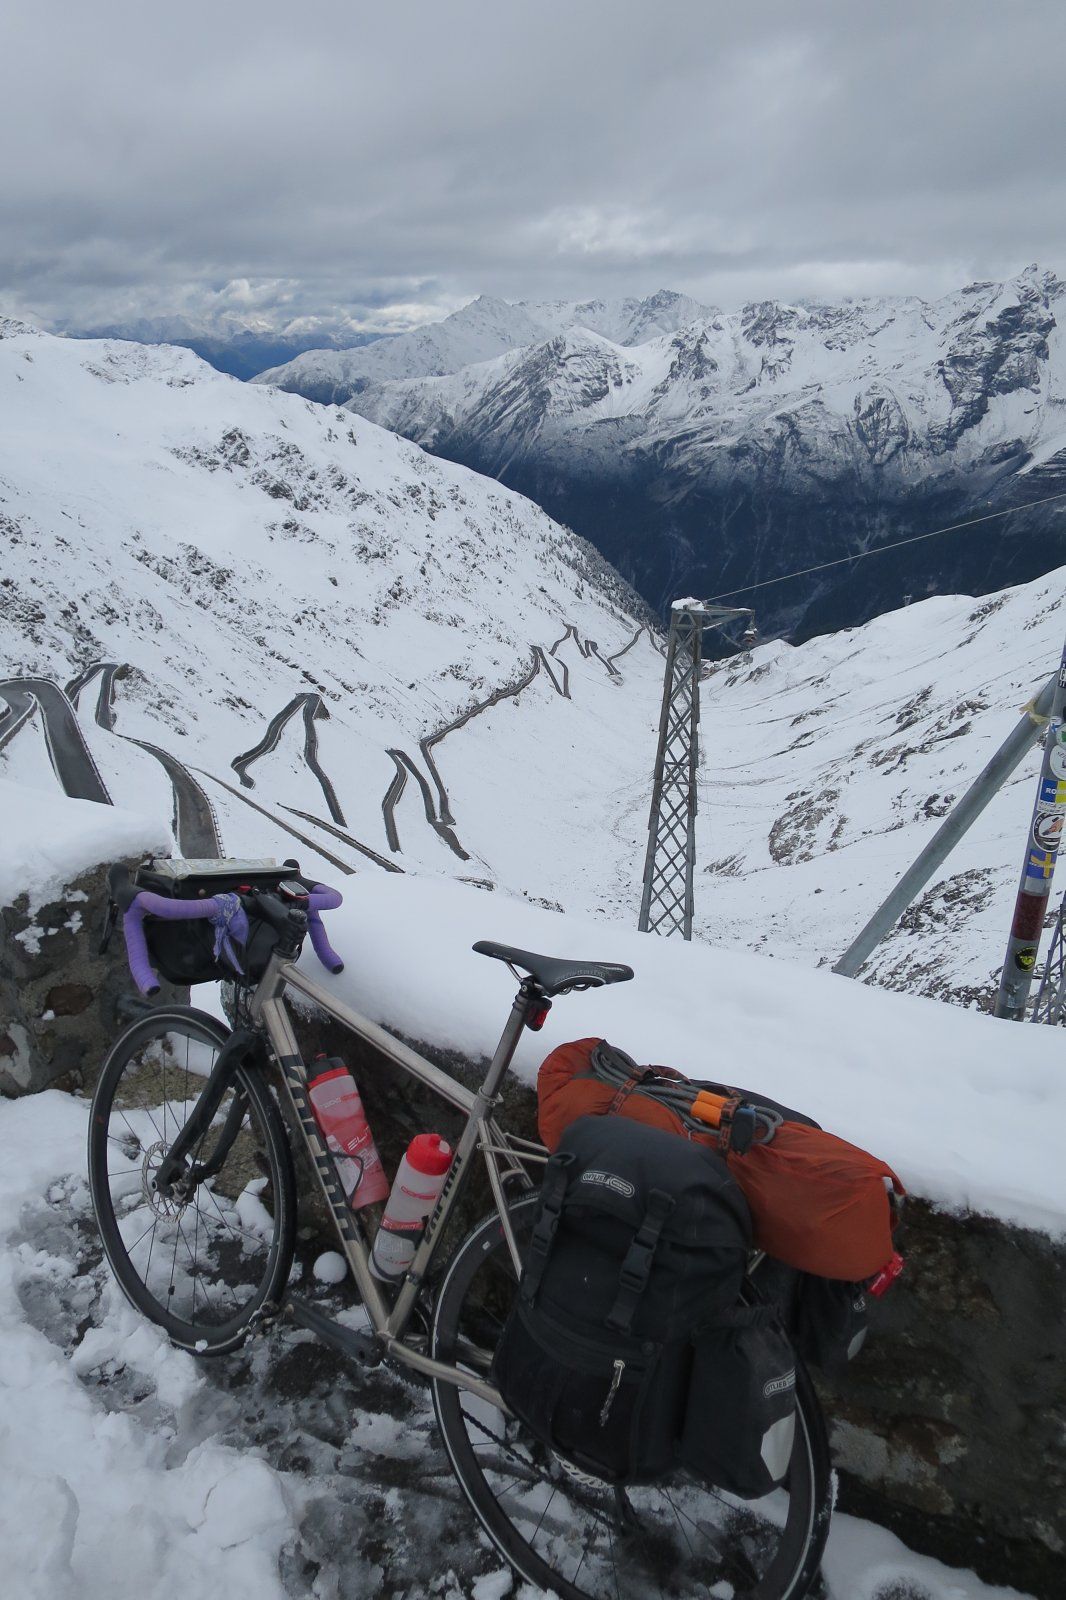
253;289;716;403
63;318;391;381
0;318;650;883
3;315;1066;1017
257;268;1066;640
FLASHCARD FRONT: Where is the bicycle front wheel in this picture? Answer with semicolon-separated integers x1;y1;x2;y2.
87;1006;296;1354
431;1193;832;1600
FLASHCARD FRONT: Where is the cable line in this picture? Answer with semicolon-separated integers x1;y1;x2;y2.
704;487;1066;605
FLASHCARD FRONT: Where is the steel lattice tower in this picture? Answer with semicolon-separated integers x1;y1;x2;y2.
638;601;753;940
1029;895;1066;1024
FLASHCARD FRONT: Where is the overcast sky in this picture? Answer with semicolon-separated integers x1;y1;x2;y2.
4;0;1066;336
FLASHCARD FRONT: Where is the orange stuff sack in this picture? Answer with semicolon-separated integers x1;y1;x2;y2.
536;1038;904;1282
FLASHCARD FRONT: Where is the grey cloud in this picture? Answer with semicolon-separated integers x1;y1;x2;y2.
3;0;1066;334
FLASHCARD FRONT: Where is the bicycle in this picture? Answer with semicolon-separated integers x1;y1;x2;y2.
87;860;832;1600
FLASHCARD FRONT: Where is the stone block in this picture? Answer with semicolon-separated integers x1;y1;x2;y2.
0;857;189;1096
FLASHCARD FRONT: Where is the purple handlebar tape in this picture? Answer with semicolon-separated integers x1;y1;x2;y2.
123;884;344;995
306;884;344;974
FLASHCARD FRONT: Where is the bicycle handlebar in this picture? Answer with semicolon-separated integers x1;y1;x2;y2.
120;880;344;996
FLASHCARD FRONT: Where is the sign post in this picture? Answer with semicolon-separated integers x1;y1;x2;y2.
994;639;1066;1020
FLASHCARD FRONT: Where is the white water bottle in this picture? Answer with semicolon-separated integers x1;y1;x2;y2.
370;1133;452;1281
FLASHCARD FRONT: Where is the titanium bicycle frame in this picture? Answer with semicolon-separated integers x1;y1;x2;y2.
248;944;550;1406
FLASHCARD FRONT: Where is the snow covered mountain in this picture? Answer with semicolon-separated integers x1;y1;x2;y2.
0;318;651;883
4;315;1066;1015
66;315;392;381
259;268;1066;639
253;290;715;402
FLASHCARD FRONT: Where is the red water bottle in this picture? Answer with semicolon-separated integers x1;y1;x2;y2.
370;1134;452;1280
307;1058;388;1210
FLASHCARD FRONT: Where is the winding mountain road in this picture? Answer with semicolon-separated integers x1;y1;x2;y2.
232;692;347;826
382;623;618;857
0;677;112;803
66;662;223;857
4;621;657;874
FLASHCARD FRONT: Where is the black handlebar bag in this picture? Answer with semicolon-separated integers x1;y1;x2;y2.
492;1115;752;1484
130;861;304;986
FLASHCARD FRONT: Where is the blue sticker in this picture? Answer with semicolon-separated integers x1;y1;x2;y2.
1026;850;1056;882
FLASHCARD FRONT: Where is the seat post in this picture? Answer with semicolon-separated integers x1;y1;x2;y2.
479;979;541;1104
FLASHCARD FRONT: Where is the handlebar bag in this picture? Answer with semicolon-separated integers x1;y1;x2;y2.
537;1038;904;1281
132;861;305;986
492;1115;752;1485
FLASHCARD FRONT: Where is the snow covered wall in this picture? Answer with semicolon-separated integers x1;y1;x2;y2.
0;780;177;1093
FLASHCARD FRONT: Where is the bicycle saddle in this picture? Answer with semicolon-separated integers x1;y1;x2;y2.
472;940;634;996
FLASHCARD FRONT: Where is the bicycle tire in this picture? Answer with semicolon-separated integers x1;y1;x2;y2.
87;1006;296;1354
431;1193;832;1600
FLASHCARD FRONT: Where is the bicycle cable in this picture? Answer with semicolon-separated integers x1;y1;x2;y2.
702;486;1066;606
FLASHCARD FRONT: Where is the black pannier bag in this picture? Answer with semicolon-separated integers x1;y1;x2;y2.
746;1257;870;1380
792;1273;869;1376
494;1115;797;1491
678;1306;798;1497
131;859;306;986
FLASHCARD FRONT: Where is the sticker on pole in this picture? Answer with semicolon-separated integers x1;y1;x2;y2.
1039;777;1066;809
1050;745;1066;780
1026;850;1057;882
1034;811;1066;852
1014;946;1039;972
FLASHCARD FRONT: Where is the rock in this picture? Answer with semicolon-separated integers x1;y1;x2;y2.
0;857;188;1095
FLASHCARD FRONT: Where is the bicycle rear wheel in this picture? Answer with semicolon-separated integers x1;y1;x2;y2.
431;1193;831;1600
87;1007;296;1354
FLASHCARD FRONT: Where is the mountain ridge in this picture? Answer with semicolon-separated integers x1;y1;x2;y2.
256;268;1066;637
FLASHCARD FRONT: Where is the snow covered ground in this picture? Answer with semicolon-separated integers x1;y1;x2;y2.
0;793;1056;1598
0;1087;1032;1600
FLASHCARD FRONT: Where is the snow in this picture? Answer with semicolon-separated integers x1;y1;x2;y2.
823;1510;1032;1600
312;1250;348;1284
0;313;1059;1599
253;290;715;396
0;1055;1042;1599
0;778;170;910
302;872;1066;1238
9;317;1066;1012
0;1092;296;1599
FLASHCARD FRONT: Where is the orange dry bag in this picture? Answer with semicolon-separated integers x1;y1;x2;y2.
536;1038;904;1281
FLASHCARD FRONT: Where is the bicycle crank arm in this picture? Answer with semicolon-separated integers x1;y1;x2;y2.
283;1295;507;1409
282;1294;384;1366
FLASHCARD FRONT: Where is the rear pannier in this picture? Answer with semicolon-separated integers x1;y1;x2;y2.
493;1116;798;1495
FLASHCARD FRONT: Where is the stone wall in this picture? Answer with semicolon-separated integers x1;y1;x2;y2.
0;858;188;1095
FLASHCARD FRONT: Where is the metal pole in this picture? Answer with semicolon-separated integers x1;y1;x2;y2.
994;639;1066;1019
834;670;1057;979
